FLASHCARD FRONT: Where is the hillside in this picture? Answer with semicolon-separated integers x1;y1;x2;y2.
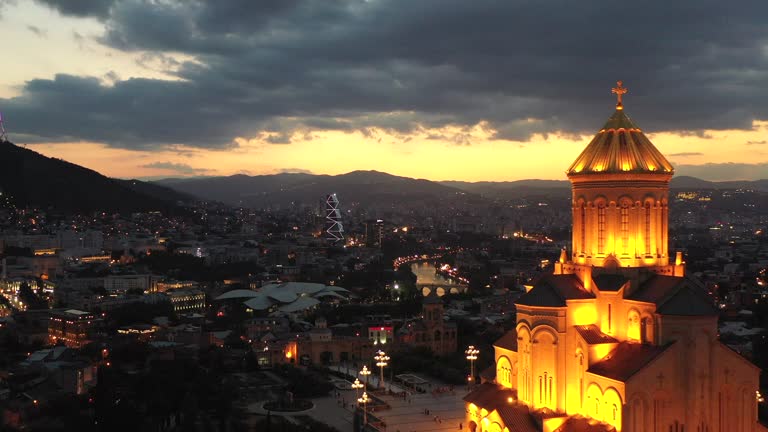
442;176;768;198
155;170;478;207
156;169;768;207
0;141;184;214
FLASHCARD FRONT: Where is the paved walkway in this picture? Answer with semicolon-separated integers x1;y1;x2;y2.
245;370;468;432
305;379;467;432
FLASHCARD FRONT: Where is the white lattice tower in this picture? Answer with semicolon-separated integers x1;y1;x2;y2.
0;112;7;142
325;193;344;243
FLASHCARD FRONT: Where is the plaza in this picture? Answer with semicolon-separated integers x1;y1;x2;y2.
247;372;470;432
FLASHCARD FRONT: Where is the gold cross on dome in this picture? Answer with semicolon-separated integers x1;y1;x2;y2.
612;81;628;109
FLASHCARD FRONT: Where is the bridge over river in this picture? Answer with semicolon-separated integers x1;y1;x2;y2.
410;261;467;296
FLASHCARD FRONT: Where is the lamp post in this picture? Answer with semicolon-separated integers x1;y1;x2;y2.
374;350;390;391
465;345;479;387
358;391;371;426
352;378;364;401
359;365;371;391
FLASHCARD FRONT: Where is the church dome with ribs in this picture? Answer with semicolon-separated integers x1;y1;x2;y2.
567;82;674;176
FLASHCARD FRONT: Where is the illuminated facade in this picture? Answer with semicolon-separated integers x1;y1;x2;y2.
464;83;763;432
48;309;100;348
166;288;205;314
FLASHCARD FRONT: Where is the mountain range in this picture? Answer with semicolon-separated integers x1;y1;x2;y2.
0;141;188;214
156;172;768;206
442;176;768;199
155;170;477;208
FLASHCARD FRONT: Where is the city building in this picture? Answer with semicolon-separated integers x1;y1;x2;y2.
463;84;763;432
365;219;384;248
104;274;152;294
398;290;457;355
166;288;205;314
48;309;100;348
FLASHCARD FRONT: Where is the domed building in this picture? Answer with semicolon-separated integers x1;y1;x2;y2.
463;83;762;432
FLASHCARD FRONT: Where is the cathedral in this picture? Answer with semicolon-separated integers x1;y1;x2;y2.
463;82;763;432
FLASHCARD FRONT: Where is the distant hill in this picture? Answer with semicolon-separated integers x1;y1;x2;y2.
442;176;768;198
670;176;768;191
156;170;768;207
0;141;185;214
440;179;571;199
155;170;477;207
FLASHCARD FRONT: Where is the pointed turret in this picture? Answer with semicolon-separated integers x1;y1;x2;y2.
567;83;673;176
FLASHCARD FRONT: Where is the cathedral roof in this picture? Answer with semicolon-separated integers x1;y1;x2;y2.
587;341;673;382
627;275;718;316
567;83;673;176
494;331;518;352
480;364;496;381
496;405;539;432
463;383;537;432
463;382;517;408
592;274;629;292
516;274;593;307
574;325;618;345
554;416;617;432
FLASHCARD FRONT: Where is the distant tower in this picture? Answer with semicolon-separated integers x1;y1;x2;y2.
0;112;7;143
325;193;344;243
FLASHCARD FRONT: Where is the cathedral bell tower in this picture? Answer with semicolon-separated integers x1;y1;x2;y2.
566;82;675;270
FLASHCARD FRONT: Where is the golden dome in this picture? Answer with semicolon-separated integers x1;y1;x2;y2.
567;84;674;176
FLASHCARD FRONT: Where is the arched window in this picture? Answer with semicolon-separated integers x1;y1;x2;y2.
620;202;630;251
580;204;586;254
597;203;606;254
645;202;652;255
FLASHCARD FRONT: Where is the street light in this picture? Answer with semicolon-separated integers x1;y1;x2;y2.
374;350;390;391
358;391;371;426
359;365;371;391
465;345;479;387
352;378;364;400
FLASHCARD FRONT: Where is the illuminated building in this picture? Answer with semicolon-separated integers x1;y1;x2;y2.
464;83;762;432
368;325;393;345
48;309;100;348
154;279;198;293
365;219;384;248
166;288;205;314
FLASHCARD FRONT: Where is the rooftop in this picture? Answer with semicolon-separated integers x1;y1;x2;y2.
517;274;593;307
587;341;672;382
574;325;619;345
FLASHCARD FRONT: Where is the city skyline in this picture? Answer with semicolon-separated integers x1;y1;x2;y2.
1;1;768;181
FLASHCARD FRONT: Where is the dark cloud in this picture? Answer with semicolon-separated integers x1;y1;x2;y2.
4;0;768;150
141;161;212;176
35;0;117;18
26;25;46;37
668;152;704;157
675;163;768;181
